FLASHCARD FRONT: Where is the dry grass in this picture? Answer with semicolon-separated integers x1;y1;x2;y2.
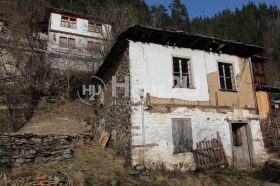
19;99;94;134
0;142;270;186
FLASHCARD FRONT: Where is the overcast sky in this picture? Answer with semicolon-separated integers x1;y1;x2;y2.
145;0;280;19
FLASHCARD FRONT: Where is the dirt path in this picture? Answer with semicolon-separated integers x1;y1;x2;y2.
19;99;95;134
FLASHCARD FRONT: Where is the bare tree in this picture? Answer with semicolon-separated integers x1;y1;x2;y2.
0;0;53;132
83;1;148;72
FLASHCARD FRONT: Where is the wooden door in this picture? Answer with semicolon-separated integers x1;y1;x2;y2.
231;123;251;166
172;118;192;153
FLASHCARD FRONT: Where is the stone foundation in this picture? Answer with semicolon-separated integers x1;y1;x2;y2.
0;132;92;167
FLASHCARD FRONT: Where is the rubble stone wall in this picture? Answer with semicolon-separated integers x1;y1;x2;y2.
0;133;92;167
95;40;131;163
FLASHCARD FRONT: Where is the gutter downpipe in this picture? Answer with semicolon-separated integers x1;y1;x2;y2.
249;57;258;114
140;89;146;168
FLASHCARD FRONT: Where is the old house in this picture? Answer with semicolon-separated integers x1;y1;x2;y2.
45;7;111;72
97;25;268;170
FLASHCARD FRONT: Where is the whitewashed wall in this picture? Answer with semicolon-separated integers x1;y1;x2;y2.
128;41;266;170
129;41;240;103
131;107;267;170
49;13;111;38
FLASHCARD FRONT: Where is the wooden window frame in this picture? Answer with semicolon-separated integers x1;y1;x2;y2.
61;16;77;29
59;37;75;48
88;21;102;33
218;62;236;91
87;41;102;50
59;37;67;47
172;57;193;88
172;118;193;153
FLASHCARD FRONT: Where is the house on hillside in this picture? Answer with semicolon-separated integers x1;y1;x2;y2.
45;7;111;72
95;25;267;170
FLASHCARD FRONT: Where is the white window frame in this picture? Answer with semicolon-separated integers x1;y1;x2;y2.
171;56;194;89
217;61;237;91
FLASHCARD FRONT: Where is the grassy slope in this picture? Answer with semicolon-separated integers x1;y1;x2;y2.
65;143;266;186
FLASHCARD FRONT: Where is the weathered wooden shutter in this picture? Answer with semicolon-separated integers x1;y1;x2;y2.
172;118;193;153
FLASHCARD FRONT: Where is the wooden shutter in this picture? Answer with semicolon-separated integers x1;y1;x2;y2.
172;118;193;153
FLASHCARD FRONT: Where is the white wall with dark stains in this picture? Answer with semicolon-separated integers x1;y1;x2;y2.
130;106;267;170
128;41;267;170
128;41;240;103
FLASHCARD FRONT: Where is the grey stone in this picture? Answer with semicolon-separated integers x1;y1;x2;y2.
63;154;73;159
135;165;145;171
53;176;60;182
129;170;140;175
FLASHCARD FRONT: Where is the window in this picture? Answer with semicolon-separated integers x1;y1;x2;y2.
172;118;193;153
87;41;95;49
232;123;246;146
61;16;77;29
173;57;192;88
88;21;102;33
59;37;67;47
87;41;101;50
68;38;75;48
218;62;236;91
59;37;75;48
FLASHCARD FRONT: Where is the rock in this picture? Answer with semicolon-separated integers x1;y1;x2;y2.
63;154;73;159
135;165;145;171
15;158;25;163
129;170;140;175
111;179;118;186
53;176;60;182
34;157;48;164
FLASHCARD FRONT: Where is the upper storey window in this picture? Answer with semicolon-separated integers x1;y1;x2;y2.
61;16;77;29
173;57;193;88
88;21;102;33
218;62;236;91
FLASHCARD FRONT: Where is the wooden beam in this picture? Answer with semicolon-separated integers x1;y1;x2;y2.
216;44;225;51
191;38;200;46
176;37;185;45
160;35;169;42
226;45;238;53
203;41;213;50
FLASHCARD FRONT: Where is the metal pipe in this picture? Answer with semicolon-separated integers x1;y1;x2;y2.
141;100;146;168
139;89;146;168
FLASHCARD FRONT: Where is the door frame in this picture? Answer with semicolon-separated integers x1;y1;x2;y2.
228;120;255;166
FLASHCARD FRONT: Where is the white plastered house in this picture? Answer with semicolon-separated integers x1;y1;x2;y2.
96;25;267;171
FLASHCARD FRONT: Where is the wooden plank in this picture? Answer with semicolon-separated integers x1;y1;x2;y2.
183;119;193;152
172;119;181;153
245;123;255;164
99;131;110;148
172;118;192;153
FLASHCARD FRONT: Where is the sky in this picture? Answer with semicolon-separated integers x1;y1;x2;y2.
145;0;280;19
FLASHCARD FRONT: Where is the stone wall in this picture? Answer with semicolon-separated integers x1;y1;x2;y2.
0;132;92;167
95;40;131;163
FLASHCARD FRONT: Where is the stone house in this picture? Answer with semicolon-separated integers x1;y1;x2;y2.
45;7;111;72
96;25;267;170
